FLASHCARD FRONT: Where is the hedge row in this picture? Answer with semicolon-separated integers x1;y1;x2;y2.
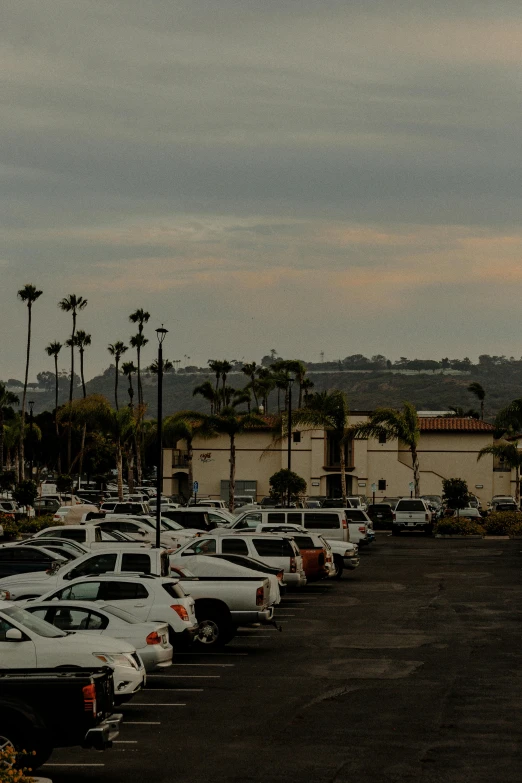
0;513;61;540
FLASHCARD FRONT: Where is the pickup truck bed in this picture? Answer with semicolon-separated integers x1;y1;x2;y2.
0;667;122;768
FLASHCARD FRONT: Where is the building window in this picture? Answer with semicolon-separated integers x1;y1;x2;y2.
325;433;353;467
293;431;301;443
378;479;386;491
378;432;387;444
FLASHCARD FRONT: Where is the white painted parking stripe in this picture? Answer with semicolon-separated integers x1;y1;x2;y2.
114;741;138;744
125;721;161;725
175;652;249;656
275;614;296;617
171;663;235;667
128;703;186;706
148;675;220;678
148;688;204;692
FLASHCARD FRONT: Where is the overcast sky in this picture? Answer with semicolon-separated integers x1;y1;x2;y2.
2;1;522;381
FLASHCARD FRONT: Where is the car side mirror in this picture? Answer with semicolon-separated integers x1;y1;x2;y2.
5;628;24;641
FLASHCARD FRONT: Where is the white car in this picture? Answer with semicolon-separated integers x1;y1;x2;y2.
92;516;200;549
172;554;282;604
172;533;307;587
36;574;198;647
21;600;173;672
0;601;145;699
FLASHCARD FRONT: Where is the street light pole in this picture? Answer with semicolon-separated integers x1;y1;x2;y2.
287;378;294;507
29;401;35;479
155;326;168;548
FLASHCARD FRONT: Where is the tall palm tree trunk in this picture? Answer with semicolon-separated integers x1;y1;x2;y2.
411;445;420;497
127;448;135;493
137;347;142;407
19;305;32;482
54;353;61;472
67;312;77;471
115;358;120;411
187;436;194;497
116;440;124;501
228;433;236;512
339;440;347;505
516;464;520;506
0;409;4;473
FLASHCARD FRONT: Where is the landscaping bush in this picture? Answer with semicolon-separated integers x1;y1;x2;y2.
0;745;35;782
482;511;522;536
434;517;485;536
0;515;21;540
17;515;59;535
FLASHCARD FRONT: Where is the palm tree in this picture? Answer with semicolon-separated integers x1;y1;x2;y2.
121;362;137;408
130;333;149;407
148;358;174;374
352;402;421;497
174;407;264;511
129;310;150;405
45;341;63;472
220;360;233;395
72;330;91;398
163;415;212;498
0;383;19;473
300;377;315;404
477;441;522;505
107;342;128;411
468;382;486;420
292;390;351;503
193;380;220;414
58;294;87;470
17;284;43;480
242;362;259;408
447;406;479;419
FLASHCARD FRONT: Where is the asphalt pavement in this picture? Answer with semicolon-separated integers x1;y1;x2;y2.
43;534;522;783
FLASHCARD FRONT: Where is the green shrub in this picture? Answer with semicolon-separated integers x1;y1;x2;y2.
508;521;522;536
482;511;522;536
434;517;485;536
0;515;20;540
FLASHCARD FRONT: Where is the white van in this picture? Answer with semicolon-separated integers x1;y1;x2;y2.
229;509;349;542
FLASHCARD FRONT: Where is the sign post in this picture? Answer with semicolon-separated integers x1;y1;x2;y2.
193;480;199;505
409;481;414;498
371;482;377;505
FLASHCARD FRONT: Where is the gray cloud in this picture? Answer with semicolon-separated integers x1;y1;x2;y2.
2;1;522;380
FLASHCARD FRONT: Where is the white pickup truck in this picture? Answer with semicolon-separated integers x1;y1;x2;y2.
30;525;153;551
392;498;433;535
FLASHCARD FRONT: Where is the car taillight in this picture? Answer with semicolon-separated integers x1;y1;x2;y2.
146;631;162;645
256;586;264;606
342;516;347;529
171;604;189;621
290;556;296;573
277;571;284;582
392;512;396;521
358;526;366;534
83;683;97;716
425;514;429;521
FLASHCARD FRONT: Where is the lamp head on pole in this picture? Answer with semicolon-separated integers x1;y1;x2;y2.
29;401;35;414
156;325;168;345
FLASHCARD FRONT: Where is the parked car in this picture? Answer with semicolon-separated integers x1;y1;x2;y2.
171;554;282;604
452;508;483;519
32;523;152;549
0;601;145;700
21;536;90;558
172;533;307;587
100;502;151;516
367;503;395;527
0;547;172;600
188;498;228;509
36;574;198;648
0;668;122;768
392;498;433;535
161;508;216;532
229;509;350;542
252;525;332;580
209;553;287;593
21;600;173;672
91;516;198;548
0;544;68;577
32;497;61;515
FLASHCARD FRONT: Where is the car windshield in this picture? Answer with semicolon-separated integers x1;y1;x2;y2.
160;517;184;531
2;606;66;638
101;605;142;624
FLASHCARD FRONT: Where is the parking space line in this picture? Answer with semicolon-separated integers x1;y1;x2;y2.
170;663;235;667
148;688;204;692
44;764;105;767
128;703;186;706
114;741;138;744
148;674;220;678
275;614;296;617
174;652;249;656
125;721;161;725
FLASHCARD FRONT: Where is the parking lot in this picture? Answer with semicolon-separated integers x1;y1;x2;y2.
44;534;522;783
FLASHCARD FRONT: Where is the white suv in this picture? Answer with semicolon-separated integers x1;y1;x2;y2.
38;574;198;647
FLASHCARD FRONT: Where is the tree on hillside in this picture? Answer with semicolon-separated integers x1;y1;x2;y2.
121;362;137;408
17;284;43;482
107;341;128;411
468;382;486;420
193;380;220;414
352;402;421;497
477;441;522;505
292;390;351;504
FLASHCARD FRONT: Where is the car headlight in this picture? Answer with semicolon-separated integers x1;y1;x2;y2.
93;652;139;670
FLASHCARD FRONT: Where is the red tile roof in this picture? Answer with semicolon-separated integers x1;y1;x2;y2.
419;417;495;432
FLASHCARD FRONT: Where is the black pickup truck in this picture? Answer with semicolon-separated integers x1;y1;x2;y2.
0;667;122;768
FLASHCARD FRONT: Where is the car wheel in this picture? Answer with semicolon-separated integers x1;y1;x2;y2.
391;525;401;536
194;605;234;649
332;555;344;580
0;724;52;770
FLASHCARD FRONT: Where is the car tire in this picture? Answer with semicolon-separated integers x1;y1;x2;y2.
391;525;401;536
332;555;344;579
194;603;234;649
0;722;52;770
